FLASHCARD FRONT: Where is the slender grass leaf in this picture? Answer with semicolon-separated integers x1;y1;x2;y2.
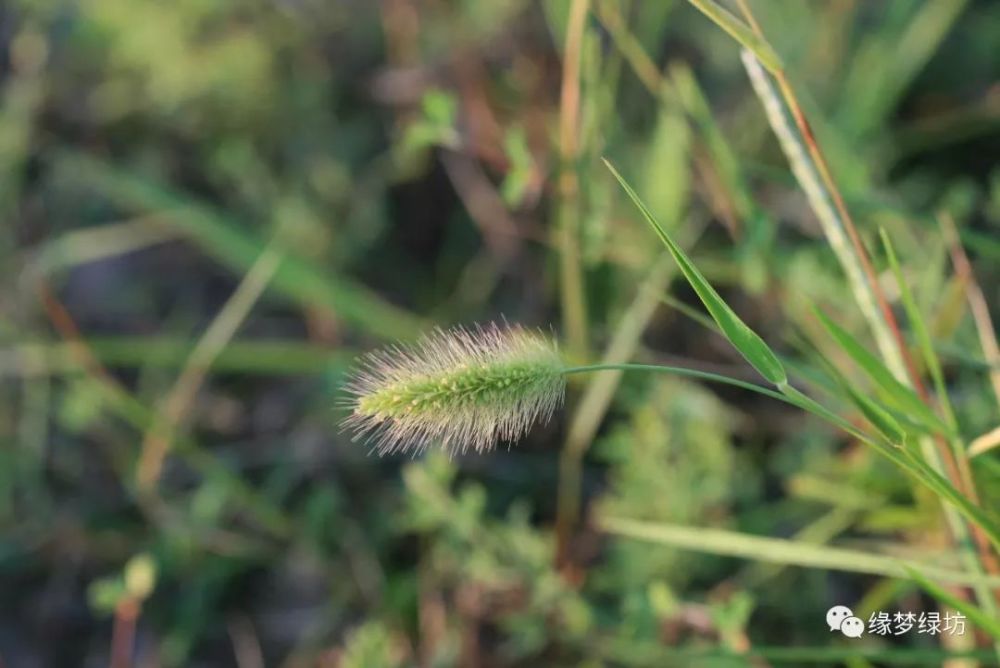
880;228;959;431
812;306;950;435
781;383;1000;551
601;516;1000;588
59;152;425;341
898;447;1000;551
805;343;926;438
904;566;1000;643
843;383;907;445
684;0;783;74
604;159;787;385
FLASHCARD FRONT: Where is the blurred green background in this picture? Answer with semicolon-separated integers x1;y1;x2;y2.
2;0;999;666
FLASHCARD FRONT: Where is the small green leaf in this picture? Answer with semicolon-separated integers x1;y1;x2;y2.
605;159;787;385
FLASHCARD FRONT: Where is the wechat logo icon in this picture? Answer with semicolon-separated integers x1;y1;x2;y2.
827;605;864;638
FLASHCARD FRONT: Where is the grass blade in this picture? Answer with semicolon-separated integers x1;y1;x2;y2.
601;516;1000;589
59;152;425;341
880;228;960;432
684;0;783;74
741;51;906;380
905;566;1000;644
604;159;786;385
844;383;908;445
812;307;950;436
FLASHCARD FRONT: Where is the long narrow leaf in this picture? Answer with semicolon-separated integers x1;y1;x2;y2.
60;152;425;341
684;0;783;74
880;229;959;431
813;306;950;436
604;159;787;385
602;516;1000;589
905;566;1000;643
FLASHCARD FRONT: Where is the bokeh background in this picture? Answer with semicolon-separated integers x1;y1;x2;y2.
2;0;1000;666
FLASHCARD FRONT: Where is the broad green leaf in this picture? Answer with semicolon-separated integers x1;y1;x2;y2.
812;307;950;435
604;159;787;386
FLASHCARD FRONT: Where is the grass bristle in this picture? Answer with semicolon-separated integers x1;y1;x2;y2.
343;323;566;455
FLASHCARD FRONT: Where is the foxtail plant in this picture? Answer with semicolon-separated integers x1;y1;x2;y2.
341;164;1000;560
344;322;799;455
344;324;566;455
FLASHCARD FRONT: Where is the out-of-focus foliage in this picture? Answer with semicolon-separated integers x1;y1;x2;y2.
1;0;999;665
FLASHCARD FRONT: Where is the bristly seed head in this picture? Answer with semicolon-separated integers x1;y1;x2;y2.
342;323;565;455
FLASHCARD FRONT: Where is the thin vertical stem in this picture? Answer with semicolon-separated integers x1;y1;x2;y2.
136;244;283;490
733;1;998;623
110;599;139;668
941;212;1000;411
736;1;969;503
557;0;591;360
556;255;675;566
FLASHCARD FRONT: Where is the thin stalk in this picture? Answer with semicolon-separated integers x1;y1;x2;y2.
941;212;1000;411
136;243;284;491
740;52;904;382
602;516;1000;590
555;254;676;567
732;1;998;622
684;0;782;73
563;363;790;404
556;0;591;360
564;364;865;445
594;0;663;94
564;363;1000;551
110;599;139;668
734;3;947;457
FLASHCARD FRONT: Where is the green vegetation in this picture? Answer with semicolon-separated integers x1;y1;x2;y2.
2;0;999;665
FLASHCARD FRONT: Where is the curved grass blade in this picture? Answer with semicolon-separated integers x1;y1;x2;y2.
604;159;787;386
904;566;1000;644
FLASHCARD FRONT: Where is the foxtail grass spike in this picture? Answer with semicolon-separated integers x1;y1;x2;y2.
343;323;566;455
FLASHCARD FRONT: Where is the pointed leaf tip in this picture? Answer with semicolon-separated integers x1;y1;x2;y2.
604;159;786;385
